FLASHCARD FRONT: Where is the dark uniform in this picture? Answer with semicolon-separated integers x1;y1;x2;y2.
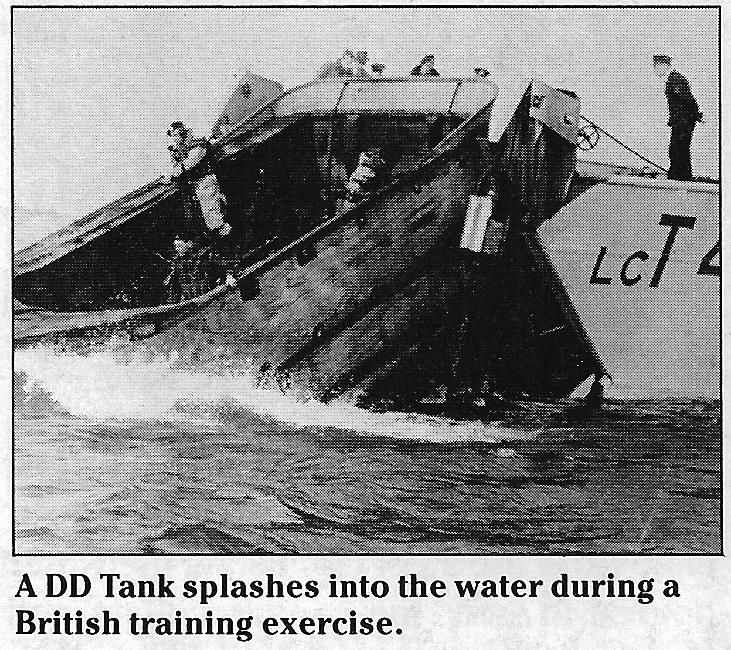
665;70;702;181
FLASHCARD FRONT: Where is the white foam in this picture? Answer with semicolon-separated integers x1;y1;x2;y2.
15;346;537;444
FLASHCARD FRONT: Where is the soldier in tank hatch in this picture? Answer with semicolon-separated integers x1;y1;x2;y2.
410;54;440;77
652;54;703;181
315;50;358;79
353;51;372;77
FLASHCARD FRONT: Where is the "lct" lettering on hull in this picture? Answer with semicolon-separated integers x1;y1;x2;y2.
589;214;720;286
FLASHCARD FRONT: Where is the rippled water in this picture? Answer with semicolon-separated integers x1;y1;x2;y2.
14;347;720;555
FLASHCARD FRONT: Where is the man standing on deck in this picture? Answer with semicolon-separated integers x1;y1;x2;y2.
652;54;703;181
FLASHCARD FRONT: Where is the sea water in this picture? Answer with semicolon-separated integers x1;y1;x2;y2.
14;346;720;555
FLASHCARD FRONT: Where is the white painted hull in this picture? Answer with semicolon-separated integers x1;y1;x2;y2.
538;176;719;400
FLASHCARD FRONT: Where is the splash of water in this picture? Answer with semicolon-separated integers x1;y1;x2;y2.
15;345;538;444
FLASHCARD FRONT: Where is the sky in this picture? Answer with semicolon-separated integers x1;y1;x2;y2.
12;7;719;247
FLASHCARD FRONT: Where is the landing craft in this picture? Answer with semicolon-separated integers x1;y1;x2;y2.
13;75;719;405
539;164;719;399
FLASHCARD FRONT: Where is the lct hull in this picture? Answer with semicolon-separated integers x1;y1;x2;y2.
538;176;719;400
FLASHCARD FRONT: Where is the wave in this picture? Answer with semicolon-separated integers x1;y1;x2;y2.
14;346;537;444
138;524;294;554
14;369;69;418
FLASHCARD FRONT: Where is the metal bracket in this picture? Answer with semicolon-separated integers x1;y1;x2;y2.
528;79;580;144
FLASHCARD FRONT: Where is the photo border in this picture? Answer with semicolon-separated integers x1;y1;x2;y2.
10;2;724;558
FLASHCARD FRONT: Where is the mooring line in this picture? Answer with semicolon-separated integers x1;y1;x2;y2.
580;114;669;174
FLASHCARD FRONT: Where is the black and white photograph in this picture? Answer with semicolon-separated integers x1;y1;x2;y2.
11;4;720;561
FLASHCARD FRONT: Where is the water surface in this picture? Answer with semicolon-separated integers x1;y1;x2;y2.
14;348;720;555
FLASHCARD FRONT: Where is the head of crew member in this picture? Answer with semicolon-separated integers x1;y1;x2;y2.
411;54;439;77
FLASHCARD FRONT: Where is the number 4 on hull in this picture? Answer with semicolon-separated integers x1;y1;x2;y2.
698;241;720;276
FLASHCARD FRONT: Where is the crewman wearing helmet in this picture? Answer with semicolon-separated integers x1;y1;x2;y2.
167;121;231;238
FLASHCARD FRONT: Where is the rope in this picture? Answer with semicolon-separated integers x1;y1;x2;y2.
580;114;669;174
